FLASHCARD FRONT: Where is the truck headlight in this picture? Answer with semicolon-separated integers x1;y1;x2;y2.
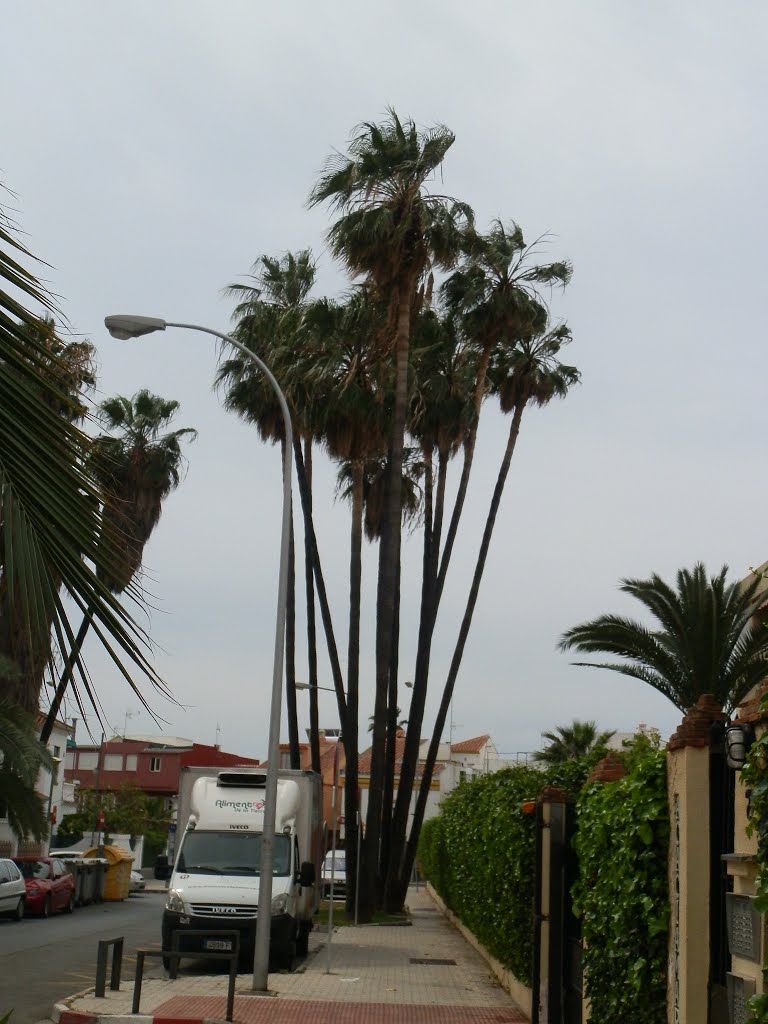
165;889;185;914
271;892;288;915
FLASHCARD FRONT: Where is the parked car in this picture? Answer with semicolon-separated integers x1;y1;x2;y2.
12;857;75;916
321;851;346;899
129;869;146;894
0;858;26;920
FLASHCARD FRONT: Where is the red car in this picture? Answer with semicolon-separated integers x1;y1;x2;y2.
12;857;75;917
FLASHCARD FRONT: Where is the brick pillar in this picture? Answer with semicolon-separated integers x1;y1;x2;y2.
666;694;726;1024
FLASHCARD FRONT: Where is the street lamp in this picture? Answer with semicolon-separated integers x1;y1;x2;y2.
294;682;336;694
104;314;292;992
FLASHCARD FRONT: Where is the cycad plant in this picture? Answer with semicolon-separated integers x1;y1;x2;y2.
559;563;768;715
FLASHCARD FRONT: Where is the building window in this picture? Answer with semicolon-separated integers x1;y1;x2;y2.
125;755;138;772
149;757;161;772
77;751;99;770
53;745;61;759
104;754;123;771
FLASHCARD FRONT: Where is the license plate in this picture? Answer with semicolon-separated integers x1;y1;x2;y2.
204;939;233;951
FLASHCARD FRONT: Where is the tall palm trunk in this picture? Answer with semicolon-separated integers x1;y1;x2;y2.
363;283;413;918
394;399;527;907
380;555;401;892
384;449;444;907
435;340;492;606
344;457;364;915
285;516;300;769
385;344;492;905
302;439;321;773
292;438;346;720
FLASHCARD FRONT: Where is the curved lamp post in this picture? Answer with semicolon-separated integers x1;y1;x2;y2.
104;315;292;991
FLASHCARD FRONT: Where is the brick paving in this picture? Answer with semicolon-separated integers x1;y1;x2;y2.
54;888;527;1023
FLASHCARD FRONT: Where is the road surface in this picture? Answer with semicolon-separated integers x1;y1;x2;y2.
0;891;166;1024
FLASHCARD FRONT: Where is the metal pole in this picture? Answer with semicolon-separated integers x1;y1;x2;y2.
325;738;340;973
91;733;105;850
164;323;293;992
354;809;361;926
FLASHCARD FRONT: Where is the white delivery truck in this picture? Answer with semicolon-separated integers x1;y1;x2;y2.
162;767;322;971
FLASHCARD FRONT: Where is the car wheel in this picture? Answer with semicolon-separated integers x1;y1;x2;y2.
41;895;51;919
64;893;75;914
13;898;24;922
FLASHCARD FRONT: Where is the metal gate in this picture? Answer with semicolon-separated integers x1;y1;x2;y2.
532;797;582;1024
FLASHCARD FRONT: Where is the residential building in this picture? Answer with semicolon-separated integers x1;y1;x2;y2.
64;734;261;814
0;714;70;858
354;732;502;839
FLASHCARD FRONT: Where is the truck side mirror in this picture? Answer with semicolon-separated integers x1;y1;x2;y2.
298;861;316;887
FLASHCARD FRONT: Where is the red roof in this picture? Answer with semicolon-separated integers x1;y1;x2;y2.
355;737;444;780
450;734;490;754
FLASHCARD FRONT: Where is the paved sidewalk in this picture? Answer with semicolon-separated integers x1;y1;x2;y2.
52;887;527;1023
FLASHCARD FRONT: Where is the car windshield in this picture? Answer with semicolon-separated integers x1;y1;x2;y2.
324;856;345;871
176;832;291;877
14;860;50;880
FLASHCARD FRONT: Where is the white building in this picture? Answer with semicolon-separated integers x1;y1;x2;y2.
354;733;502;838
0;714;71;858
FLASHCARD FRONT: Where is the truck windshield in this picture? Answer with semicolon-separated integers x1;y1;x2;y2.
176;832;291;877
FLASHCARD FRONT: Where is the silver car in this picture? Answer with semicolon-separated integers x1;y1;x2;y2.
0;858;26;920
321;852;346;899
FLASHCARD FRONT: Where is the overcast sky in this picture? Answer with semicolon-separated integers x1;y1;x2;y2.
4;1;766;759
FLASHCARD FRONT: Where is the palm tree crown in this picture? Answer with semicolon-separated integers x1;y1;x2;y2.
559;563;768;714
90;390;197;593
533;719;613;765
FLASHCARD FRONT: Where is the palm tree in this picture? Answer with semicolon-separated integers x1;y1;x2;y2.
2;316;96;714
393;321;580;909
386;228;572;907
558;563;768;715
0;193;165;721
309;110;470;915
0;681;53;841
219;250;330;771
40;390;196;742
533;720;614;765
437;222;572;605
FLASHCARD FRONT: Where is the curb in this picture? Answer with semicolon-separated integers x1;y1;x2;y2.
52;1008;228;1024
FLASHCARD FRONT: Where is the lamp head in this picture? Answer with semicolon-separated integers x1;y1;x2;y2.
104;315;167;340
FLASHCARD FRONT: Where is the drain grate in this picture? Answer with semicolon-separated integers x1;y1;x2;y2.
410;957;457;965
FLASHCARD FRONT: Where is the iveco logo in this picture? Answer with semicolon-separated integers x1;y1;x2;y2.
213;907;238;914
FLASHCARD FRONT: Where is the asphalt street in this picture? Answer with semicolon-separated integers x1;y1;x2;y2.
0;891;166;1024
